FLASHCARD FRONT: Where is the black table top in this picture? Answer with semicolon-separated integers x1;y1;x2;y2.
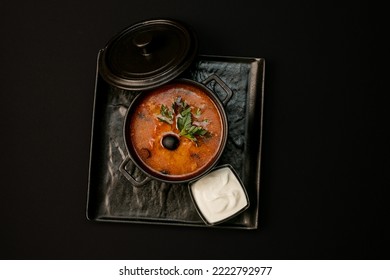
1;0;387;260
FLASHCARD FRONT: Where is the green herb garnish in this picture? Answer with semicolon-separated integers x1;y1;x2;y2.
195;108;202;118
177;106;209;141
157;104;174;124
156;96;210;142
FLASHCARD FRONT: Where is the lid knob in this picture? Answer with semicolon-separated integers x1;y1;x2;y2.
133;32;153;56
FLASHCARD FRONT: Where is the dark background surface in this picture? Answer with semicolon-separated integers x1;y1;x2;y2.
1;0;387;259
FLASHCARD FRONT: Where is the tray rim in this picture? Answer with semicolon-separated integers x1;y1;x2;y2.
86;53;265;230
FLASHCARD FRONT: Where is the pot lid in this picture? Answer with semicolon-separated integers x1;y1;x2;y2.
99;19;198;91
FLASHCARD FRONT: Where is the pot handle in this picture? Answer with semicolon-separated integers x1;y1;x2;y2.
119;156;152;187
202;74;233;106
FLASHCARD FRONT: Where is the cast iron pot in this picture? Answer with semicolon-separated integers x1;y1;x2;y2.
119;74;232;187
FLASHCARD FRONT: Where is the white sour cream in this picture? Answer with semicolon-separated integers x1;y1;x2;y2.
190;166;249;224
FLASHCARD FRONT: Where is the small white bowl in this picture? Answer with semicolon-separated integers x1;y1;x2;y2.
188;164;250;226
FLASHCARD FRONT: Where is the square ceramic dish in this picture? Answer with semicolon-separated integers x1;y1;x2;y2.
86;54;265;229
188;164;250;226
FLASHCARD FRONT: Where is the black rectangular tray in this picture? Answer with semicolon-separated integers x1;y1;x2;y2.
86;54;265;229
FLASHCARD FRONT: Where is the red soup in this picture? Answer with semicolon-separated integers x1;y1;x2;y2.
128;82;224;179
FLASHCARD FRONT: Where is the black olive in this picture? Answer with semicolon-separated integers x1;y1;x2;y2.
161;134;180;150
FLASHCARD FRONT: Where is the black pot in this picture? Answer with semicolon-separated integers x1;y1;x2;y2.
119;75;232;186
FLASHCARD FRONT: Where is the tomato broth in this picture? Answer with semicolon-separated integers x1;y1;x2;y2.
128;82;224;179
